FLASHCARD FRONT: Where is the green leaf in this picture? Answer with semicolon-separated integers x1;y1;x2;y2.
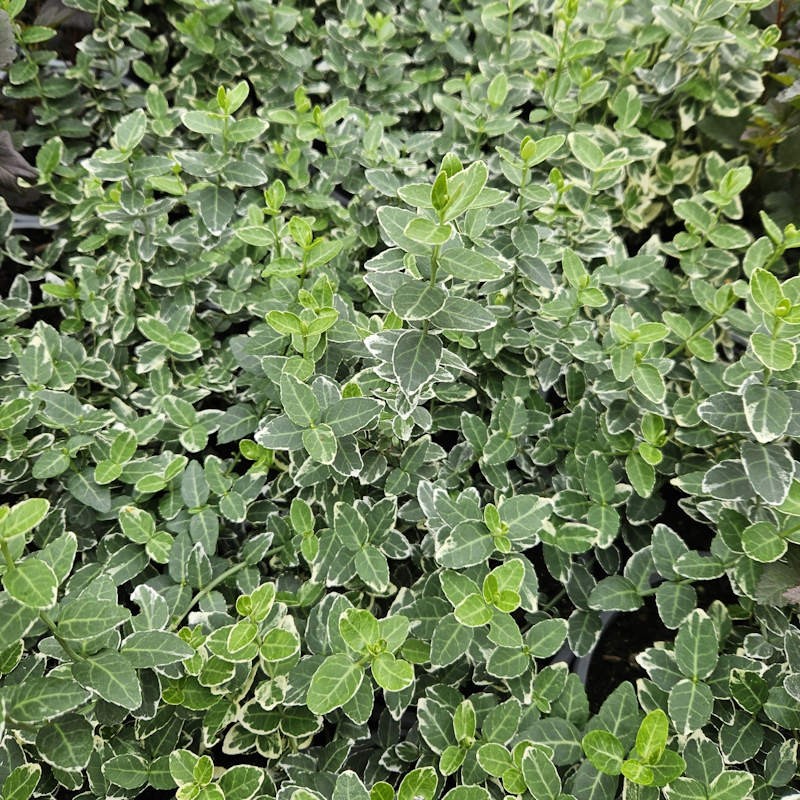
398;767;437;800
626;452;655;497
521;745;562;800
568;133;604;170
674;609;717;680
102;753;149;789
750;268;782;313
306;654;364;714
437;520;494;568
72;651;142;710
6;677;90;723
697;391;748;433
632;363;666;404
476;742;512;777
589;576;642;612
35;713;94;770
266;310;304;335
323;397;382;436
281;373;320;427
404;217;452;245
708;772;754;800
195;184;235;235
438;248;505;281
302;423;337;464
610;85;642;130
584;452;616;504
334;503;369;550
371;652;414;691
442;161;489;221
2;765;41;800
454;592;492;626
0;498;49;540
67;471;111;513
635;709;668;763
431;296;497;332
339;608;380;653
355;545;390;592
750;332;796;371
582;730;626;775
260;627;300;662
255;414;304;450
667;678;714;735
4;559;58;609
120;630;195;667
527;618;568;657
441;788;489;800
648;749;686;788
742;384;791;443
431;614;473;668
621;759;654;786
392;282;447;320
391;330;443;397
57;598;130;641
439;745;466;775
218;765;264;800
113;108;147;151
741;521;786;563
655;582;696;629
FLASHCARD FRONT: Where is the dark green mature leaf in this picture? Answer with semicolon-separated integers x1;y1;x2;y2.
35;714;94;770
195;184;235;235
323;398;382;436
742;384;791;443
674;609;718;680
58;598;130;641
72;651;142;709
7;677;90;723
391;330;443;397
740;441;793;505
121;631;194;667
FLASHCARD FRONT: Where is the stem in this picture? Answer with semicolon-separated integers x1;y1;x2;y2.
429;244;441;285
505;0;514;55
0;539;14;571
665;314;722;358
170;546;284;630
544;17;573;135
40;611;85;662
170;561;250;631
540;587;567;611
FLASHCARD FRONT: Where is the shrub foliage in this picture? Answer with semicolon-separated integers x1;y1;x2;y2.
0;0;799;799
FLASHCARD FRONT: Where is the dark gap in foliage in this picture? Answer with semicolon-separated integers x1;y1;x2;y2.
584;596;671;714
657;484;715;551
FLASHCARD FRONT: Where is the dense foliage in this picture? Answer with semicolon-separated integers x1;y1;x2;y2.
1;0;799;799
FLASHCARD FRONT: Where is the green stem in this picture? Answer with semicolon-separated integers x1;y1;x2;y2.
665;314;722;358
170;561;250;631
544;17;572;135
40;611;85;662
540;587;567;611
0;540;13;571
429;244;441;285
505;0;514;56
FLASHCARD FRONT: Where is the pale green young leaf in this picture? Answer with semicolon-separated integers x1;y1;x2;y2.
306;654;364;714
371;652;414;691
582;730;625;775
